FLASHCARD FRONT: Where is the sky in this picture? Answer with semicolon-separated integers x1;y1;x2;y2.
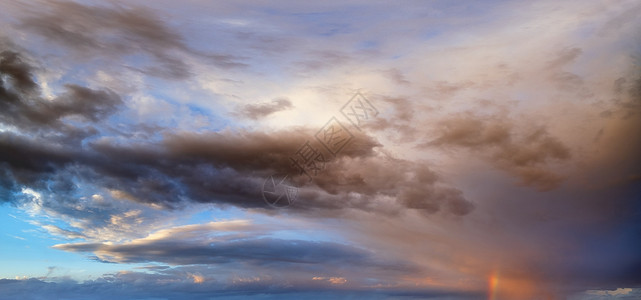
0;0;640;299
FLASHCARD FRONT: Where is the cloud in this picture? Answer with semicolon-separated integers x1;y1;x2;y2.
41;225;86;240
0;50;122;131
13;1;243;79
296;155;473;216
236;98;294;119
421;113;571;190
1;123;471;217
52;221;379;267
363;96;419;143
0;47;472;217
49;220;428;292
569;288;641;300
312;277;347;284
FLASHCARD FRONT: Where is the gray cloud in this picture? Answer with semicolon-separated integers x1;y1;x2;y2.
363;96;419;143
421;113;571;190
14;1;244;79
546;47;583;69
610;74;641;119
382;68;410;85
55;236;379;267
0;50;122;131
295;50;354;73
0;122;472;216
236;98;294;119
300;156;474;216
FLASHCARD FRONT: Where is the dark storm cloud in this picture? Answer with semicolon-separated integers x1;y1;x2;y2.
0;50;36;93
15;1;243;79
0;126;472;215
0;49;121;205
64;126;470;215
160;126;381;172
0;49;118;203
120;127;473;215
236;98;294;119
421;114;571;190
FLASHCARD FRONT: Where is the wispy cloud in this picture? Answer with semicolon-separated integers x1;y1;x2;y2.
236;98;294;119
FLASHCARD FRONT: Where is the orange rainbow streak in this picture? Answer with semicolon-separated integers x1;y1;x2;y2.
488;271;499;300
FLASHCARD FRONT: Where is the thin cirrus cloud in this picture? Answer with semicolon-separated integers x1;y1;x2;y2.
0;0;640;299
